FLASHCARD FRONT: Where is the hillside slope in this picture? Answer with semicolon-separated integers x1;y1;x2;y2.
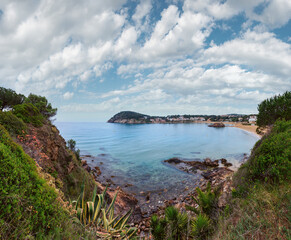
0;124;95;239
214;120;291;239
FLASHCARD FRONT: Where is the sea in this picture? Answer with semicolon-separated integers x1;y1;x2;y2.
55;122;259;209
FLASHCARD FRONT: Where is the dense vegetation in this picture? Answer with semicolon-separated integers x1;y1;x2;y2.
257;91;291;127
0;111;27;136
215;119;290;240
13;103;45;127
0;125;69;238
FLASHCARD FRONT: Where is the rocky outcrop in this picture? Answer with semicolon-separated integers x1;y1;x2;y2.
16;123;143;224
164;157;233;178
208;122;225;127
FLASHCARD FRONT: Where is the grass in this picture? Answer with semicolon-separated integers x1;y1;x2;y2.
215;182;290;240
214;120;291;240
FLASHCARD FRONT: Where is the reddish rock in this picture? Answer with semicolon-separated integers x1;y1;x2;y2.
94;166;101;176
208;123;225;128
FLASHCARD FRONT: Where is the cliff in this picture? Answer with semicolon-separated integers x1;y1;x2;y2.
16;122;96;200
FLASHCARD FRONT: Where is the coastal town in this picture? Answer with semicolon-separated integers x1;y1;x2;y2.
108;111;258;124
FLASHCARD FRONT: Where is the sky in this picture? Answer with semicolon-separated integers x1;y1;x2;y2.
0;0;290;122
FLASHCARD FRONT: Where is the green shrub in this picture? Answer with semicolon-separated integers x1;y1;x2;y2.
0;124;66;238
67;139;81;161
0;111;27;136
191;213;211;239
13;103;44;127
67;139;76;151
247;120;291;183
150;215;167;240
151;206;189;240
186;182;219;217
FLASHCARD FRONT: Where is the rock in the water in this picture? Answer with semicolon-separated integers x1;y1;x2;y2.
165;157;182;164
220;158;233;167
94;166;101;176
220;158;227;164
208;123;225;128
224;162;233;167
204;158;219;167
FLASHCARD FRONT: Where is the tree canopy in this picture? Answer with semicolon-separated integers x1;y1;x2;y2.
257;91;291;127
25;93;57;119
0;87;26;110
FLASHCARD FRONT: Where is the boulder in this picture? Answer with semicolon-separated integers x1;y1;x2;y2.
208;123;225;128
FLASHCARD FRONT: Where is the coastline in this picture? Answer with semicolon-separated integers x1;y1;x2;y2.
194;120;261;138
230;122;261;138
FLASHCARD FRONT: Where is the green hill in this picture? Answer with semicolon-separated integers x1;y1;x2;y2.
108;111;149;122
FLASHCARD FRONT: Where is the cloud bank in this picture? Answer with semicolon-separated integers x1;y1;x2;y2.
0;0;290;121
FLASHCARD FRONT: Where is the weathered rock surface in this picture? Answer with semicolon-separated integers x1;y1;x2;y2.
164;157;222;174
208;122;225;127
201;167;233;180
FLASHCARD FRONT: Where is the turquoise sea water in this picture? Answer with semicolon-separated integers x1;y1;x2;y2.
55;122;259;207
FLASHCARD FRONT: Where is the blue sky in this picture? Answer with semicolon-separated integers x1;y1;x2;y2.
0;0;290;121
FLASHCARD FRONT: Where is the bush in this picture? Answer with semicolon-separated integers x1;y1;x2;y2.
0;111;27;136
67;139;76;151
186;182;219;217
247;120;291;183
13;103;44;127
67;139;81;162
0;125;67;238
151;206;189;240
191;213;211;239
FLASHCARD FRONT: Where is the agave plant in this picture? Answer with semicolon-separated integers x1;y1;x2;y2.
73;183;137;239
73;183;107;225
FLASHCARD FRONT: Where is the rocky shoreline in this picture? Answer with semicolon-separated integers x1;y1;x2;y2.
80;154;246;235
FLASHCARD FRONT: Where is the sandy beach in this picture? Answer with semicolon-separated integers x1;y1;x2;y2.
196;120;261;138
230;122;261;138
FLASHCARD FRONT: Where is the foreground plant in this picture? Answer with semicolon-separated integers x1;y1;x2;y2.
186;182;219;216
191;213;211;239
151;206;189;240
73;183;137;239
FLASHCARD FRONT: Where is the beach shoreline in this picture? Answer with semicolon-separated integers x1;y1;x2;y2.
194;120;261;138
230;122;261;138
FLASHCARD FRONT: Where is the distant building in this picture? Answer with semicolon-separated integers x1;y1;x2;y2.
249;116;257;123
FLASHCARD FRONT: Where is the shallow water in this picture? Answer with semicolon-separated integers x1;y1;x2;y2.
55;122;259;209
